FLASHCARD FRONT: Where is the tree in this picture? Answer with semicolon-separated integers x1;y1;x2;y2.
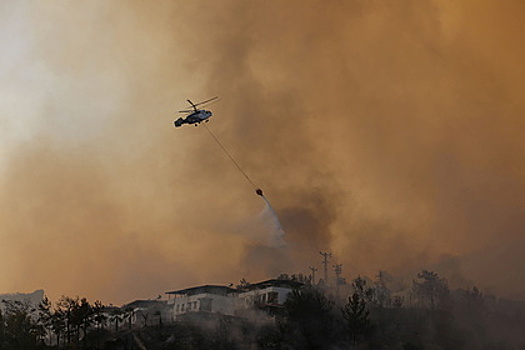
1;299;41;349
37;295;53;346
0;308;4;347
72;297;93;346
110;308;124;332
212;316;238;350
56;296;76;345
236;278;251;291
460;286;484;311
55;296;93;346
50;306;66;347
276;273;310;284
284;285;338;349
122;306;135;330
374;271;392;307
91;300;107;349
412;270;449;310
351;276;375;304
342;293;371;348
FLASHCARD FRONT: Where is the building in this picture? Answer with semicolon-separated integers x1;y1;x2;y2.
166;285;237;322
236;279;303;316
165;279;303;321
122;299;169;327
0;290;44;312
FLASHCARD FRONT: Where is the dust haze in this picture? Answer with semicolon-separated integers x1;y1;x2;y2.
0;0;524;303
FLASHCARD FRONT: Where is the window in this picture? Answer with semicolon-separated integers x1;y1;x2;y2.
200;298;212;312
268;292;278;304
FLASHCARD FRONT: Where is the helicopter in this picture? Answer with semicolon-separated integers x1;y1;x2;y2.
174;96;219;127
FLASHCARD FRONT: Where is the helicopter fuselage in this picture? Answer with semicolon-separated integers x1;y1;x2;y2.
174;110;213;127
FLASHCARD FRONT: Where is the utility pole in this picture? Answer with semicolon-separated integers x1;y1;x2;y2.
309;266;318;285
319;252;332;286
333;264;342;285
376;270;386;284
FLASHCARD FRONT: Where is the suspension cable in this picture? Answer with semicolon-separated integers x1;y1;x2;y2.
203;124;258;189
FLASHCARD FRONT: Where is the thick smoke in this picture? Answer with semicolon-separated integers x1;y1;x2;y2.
0;0;524;303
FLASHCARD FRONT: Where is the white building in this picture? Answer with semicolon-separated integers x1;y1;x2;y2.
236;279;303;316
165;280;303;321
166;285;237;321
0;290;44;312
122;299;169;327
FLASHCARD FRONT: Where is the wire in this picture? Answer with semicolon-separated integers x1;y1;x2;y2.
203;124;258;189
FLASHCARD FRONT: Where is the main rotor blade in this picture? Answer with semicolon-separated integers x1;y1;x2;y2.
192;96;219;107
187;99;198;111
177;96;219;114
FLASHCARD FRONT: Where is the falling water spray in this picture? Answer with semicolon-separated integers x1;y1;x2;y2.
256;189;286;247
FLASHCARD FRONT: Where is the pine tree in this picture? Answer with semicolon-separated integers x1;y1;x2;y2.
342;293;371;348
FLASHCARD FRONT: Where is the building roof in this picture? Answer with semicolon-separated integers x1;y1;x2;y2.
245;279;304;290
123;299;166;309
165;279;303;297
165;285;237;297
